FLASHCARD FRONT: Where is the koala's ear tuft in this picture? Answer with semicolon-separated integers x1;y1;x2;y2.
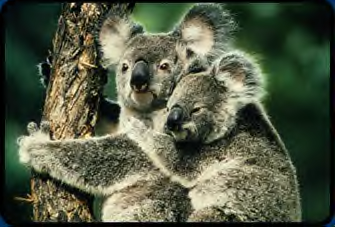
212;52;265;101
98;13;144;67
175;3;236;57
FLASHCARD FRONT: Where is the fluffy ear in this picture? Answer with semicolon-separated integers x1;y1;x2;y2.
98;13;143;67
204;52;264;144
175;3;236;57
211;51;265;102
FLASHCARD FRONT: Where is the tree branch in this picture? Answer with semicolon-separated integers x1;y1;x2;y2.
30;3;135;222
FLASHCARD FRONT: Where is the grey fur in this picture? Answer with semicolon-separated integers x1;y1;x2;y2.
18;121;191;222
17;4;301;223
129;51;302;222
17;51;301;222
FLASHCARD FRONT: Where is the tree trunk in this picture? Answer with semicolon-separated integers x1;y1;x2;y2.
30;3;135;222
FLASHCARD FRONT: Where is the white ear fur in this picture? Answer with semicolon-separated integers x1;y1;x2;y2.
177;3;236;56
204;52;265;144
212;51;265;102
99;16;140;68
180;17;215;55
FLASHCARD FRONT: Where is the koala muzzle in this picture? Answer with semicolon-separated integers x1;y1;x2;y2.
166;107;184;131
130;60;150;93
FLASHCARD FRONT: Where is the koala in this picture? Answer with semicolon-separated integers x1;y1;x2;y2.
127;51;302;222
97;3;235;131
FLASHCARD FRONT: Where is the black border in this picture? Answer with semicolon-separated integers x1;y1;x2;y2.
0;0;334;226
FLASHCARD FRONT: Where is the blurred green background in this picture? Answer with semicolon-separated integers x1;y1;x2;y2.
3;2;332;224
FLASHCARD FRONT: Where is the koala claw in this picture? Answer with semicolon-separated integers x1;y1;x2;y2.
26;121;51;139
40;121;51;134
27;122;39;135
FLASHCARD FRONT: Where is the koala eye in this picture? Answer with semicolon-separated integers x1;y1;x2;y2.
159;63;169;71
190;107;204;115
122;63;129;72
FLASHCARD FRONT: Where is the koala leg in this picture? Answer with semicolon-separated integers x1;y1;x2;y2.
102;178;191;222
187;159;301;222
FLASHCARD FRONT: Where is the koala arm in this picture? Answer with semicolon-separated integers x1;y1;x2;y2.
125;118;195;188
18;122;153;196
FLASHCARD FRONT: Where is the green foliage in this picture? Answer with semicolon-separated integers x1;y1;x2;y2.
4;3;331;223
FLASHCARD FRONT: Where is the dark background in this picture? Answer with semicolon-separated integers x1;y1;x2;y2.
3;2;332;223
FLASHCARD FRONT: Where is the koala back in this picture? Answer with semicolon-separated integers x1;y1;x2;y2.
172;103;302;222
162;52;301;221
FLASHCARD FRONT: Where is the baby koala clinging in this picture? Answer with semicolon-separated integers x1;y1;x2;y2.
131;51;302;222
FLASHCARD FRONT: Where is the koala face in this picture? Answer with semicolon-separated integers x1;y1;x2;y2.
165;72;223;143
116;34;182;112
99;4;236;113
165;52;265;144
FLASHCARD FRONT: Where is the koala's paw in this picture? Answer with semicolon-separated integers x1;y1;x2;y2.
17;121;51;165
17;135;38;165
17;136;32;164
24;121;51;137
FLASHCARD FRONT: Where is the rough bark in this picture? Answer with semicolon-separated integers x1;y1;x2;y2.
30;3;135;222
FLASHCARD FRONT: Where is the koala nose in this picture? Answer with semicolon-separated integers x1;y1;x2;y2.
166;107;184;131
130;60;150;93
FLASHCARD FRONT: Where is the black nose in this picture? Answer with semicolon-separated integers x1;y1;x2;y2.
166;107;184;131
130;60;150;92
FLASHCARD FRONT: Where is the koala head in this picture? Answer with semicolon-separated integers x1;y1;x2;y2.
164;52;265;144
98;3;236;112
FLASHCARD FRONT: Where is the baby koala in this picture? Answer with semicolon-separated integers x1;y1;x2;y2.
129;51;302;222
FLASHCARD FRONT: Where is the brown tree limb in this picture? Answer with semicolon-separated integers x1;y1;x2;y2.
30;3;135;222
